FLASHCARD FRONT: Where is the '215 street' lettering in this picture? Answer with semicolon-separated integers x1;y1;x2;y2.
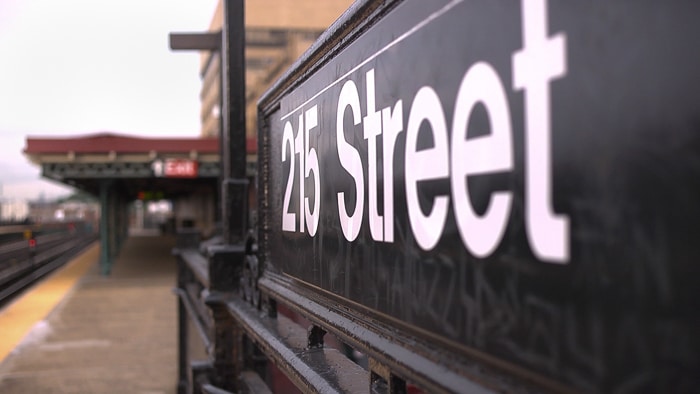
281;0;569;264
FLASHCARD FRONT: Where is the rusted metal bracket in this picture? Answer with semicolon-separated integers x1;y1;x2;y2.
307;325;327;349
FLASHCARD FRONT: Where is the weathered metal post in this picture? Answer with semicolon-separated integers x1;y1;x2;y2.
221;0;248;245
169;7;249;391
204;0;248;391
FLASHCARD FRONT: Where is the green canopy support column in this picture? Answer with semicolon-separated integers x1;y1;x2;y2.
122;196;129;247
115;194;127;253
110;191;119;262
99;180;114;275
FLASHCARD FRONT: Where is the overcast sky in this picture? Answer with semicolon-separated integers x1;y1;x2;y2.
0;0;218;201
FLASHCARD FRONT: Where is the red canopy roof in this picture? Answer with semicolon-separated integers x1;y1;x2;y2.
24;133;257;155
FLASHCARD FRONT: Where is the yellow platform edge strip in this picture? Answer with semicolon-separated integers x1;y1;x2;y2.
0;242;99;363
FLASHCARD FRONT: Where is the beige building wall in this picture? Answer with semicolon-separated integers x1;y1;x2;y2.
199;0;354;139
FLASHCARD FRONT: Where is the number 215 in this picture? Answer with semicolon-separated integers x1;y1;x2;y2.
281;105;320;235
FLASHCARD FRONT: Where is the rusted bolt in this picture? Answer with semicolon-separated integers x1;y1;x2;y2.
307;325;327;349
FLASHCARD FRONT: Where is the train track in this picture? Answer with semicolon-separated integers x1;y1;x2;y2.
0;233;98;306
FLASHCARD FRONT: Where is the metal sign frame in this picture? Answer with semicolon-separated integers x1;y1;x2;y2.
256;0;700;392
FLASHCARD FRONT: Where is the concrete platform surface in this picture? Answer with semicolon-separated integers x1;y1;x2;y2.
0;235;178;394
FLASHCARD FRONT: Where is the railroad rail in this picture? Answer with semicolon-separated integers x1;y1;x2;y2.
0;222;97;305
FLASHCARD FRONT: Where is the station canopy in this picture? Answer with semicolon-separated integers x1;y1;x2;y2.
23;133;254;200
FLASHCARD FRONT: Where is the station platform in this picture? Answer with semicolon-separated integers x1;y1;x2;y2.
0;233;178;393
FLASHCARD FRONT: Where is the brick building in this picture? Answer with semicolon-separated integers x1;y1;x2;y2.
198;0;353;139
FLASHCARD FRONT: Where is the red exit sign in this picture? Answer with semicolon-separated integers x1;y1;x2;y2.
165;159;197;177
152;159;198;178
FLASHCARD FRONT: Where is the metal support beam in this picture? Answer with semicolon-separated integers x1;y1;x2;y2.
170;2;252;392
221;0;248;245
169;32;222;51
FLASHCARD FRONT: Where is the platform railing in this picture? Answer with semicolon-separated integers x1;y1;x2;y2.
174;222;373;393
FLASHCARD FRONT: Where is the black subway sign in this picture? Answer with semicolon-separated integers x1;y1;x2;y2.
259;0;700;390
